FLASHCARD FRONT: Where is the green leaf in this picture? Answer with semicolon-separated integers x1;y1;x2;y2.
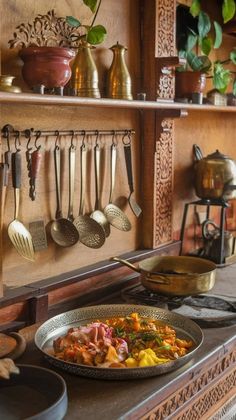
213;21;222;49
201;36;212;56
198;11;211;40
86;25;107;44
66;16;81;28
83;0;98;13
230;49;236;64
213;62;231;92
190;0;201;17
187;51;211;72
186;33;198;51
222;0;236;23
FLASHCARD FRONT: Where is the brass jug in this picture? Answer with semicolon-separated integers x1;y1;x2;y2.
71;40;100;98
107;42;133;100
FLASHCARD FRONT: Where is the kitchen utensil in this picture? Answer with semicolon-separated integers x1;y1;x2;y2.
73;143;105;248
112;256;216;296
0;333;26;360
0;163;8;230
29;131;43;201
123;133;142;217
29;220;48;251
104;143;131;231
90;143;110;237
50;144;79;247
35;304;203;380
193;145;236;200
201;219;233;262
8;150;35;261
0;364;67;420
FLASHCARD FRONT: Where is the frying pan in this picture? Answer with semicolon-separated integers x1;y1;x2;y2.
112;256;216;296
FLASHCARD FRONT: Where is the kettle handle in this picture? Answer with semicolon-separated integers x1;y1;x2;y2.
193;144;203;161
202;219;219;240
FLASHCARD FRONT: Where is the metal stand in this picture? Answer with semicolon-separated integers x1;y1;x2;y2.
179;199;229;265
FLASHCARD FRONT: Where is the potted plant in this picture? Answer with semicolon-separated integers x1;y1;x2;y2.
8;1;106;94
176;1;236;100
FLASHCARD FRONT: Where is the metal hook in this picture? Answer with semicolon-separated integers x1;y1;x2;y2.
25;128;34;151
14;131;21;152
2;124;14;152
70;130;75;149
111;130;118;146
35;130;42;150
95;130;100;146
122;129;131;145
81;130;86;149
55;130;60;148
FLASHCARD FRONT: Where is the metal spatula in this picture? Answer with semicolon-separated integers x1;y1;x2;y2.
8;150;35;261
123;142;142;217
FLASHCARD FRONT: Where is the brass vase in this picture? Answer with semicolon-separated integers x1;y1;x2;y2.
107;42;133;100
71;41;101;98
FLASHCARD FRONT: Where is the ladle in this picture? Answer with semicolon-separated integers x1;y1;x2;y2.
73;140;105;248
8;147;35;261
50;138;79;247
90;140;110;237
104;142;131;231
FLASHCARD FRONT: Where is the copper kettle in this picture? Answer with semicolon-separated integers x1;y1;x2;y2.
193;144;236;200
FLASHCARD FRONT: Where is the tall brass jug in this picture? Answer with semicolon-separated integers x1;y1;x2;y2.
71;40;101;98
107;42;133;100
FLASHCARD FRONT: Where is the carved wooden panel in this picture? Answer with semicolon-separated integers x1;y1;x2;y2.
154;117;173;245
141;349;236;420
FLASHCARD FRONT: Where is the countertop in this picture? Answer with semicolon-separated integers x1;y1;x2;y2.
16;265;236;420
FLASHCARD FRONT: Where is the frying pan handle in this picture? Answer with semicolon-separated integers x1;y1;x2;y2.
111;257;141;273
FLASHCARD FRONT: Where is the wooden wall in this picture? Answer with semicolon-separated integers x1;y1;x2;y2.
0;0;142;288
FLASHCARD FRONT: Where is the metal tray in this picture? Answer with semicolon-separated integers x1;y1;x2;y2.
35;304;203;380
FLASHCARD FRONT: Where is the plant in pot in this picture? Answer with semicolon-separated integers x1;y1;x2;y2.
8;1;106;95
176;1;236;101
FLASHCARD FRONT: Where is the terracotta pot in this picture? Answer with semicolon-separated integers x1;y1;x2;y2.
19;47;75;89
175;71;206;99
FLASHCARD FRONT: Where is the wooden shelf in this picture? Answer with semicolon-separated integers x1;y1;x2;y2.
1;91;236;113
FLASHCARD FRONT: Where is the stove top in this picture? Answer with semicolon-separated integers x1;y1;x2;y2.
121;283;236;328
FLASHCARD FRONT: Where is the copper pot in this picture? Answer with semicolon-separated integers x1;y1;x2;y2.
112;256;216;296
193;145;236;200
19;46;75;89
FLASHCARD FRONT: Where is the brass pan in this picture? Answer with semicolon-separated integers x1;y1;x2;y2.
112;256;216;296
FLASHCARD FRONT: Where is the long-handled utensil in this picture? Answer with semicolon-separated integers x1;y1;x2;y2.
90;143;110;237
104;143;131;231
123;134;142;217
50;143;79;247
73;143;105;248
8;150;35;261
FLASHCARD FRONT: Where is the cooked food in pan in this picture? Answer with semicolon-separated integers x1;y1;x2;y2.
53;313;193;368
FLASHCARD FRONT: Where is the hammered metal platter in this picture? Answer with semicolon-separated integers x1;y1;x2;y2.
35;304;203;380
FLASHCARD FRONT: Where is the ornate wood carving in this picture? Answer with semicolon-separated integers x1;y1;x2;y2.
142;349;236;419
154;117;173;245
152;0;177;247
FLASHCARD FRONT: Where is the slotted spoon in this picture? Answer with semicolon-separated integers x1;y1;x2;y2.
8;150;35;261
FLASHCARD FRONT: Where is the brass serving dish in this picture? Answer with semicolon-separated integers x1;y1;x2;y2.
112;256;216;296
35;304;203;380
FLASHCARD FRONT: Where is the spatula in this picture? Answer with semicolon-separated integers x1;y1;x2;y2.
8;150;35;261
123;142;142;217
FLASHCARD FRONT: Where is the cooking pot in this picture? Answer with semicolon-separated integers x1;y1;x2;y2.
112;256;216;296
193;144;236;200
